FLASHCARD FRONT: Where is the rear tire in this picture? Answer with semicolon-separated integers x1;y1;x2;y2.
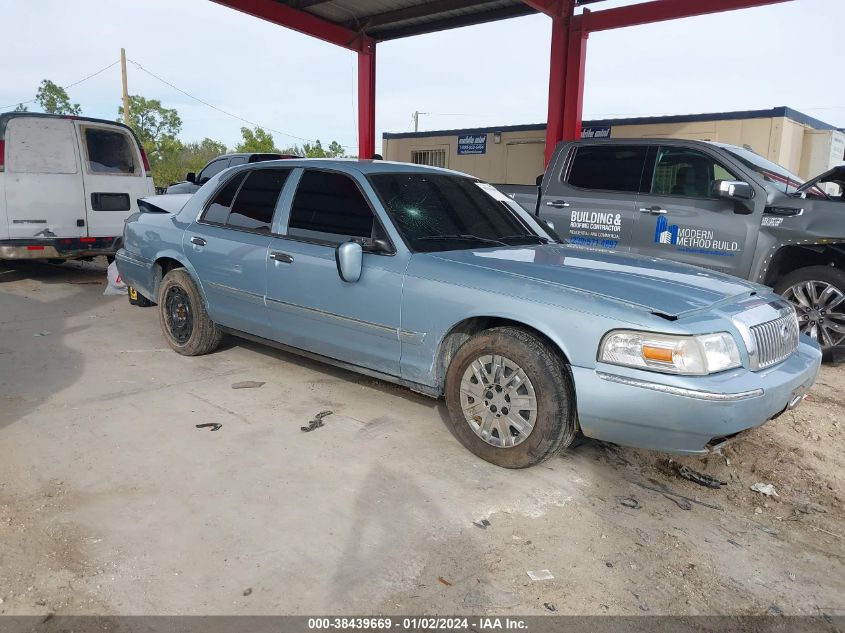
444;326;577;468
775;266;845;354
158;268;221;356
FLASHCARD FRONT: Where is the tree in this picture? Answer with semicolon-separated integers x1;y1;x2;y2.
153;138;229;188
35;79;81;115
280;139;346;158
236;127;277;153
118;96;182;155
13;103;28;112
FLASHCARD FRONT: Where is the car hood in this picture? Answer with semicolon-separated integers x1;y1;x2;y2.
429;245;759;317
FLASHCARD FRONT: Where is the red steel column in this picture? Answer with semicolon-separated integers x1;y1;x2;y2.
561;13;588;141
544;12;570;165
358;37;376;159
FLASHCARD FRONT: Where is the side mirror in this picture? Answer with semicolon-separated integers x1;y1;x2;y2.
713;180;753;201
336;241;363;283
186;172;197;183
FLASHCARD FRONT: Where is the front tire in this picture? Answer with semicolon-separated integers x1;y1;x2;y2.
158;268;222;356
775;266;845;352
444;327;577;468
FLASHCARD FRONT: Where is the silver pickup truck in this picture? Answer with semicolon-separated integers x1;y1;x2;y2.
500;139;845;357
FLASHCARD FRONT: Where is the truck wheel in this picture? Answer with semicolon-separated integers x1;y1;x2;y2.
158;268;222;356
775;266;845;351
444;326;577;468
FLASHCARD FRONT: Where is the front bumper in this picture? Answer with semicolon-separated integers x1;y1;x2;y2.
0;237;120;260
572;338;822;454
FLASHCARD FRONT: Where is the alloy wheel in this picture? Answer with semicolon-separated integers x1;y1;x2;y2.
783;280;845;348
459;354;538;448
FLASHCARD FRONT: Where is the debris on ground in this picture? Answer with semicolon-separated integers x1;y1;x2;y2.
677;464;725;489
727;539;743;548
301;410;332;432
242;588;252;596
437;576;452;587
527;569;554;581
543;602;557;612
33;331;51;337
615;496;641;509
473;519;491;529
232;381;265;390
195;423;222;432
751;483;779;497
631;479;722;511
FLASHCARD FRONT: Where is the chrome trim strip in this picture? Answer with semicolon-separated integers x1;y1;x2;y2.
206;280;264;303
266;296;404;338
596;371;764;401
399;329;426;345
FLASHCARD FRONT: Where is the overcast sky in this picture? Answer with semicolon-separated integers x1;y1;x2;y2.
1;0;842;153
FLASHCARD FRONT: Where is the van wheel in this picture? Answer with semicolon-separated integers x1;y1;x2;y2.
775;266;845;352
444;327;577;468
158;268;221;356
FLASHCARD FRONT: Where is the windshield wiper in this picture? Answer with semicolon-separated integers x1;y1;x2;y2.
418;234;506;247
498;233;550;244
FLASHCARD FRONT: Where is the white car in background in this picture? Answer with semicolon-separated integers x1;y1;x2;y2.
0;112;154;261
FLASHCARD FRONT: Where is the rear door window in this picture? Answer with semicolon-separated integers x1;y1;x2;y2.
566;145;647;192
226;169;290;232
287;170;375;243
82;126;138;175
201;172;248;225
650;147;737;198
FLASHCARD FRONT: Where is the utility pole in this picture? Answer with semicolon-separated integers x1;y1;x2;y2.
413;110;428;133
120;48;130;126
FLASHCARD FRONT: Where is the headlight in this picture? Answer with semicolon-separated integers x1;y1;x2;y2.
598;330;741;375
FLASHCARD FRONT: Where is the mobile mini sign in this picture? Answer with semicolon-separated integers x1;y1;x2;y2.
457;134;487;155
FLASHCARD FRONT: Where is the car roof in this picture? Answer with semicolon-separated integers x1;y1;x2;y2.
243;158;472;178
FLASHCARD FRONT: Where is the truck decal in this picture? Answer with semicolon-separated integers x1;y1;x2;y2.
654;216;739;256
567;210;622;250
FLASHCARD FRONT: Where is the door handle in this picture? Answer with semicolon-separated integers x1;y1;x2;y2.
190;236;207;246
639;206;668;215
546;199;570;208
269;251;294;264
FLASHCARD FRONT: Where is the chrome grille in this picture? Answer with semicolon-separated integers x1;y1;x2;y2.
750;310;800;369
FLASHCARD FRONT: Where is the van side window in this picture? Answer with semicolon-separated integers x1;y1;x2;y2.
566;145;647;192
83;127;137;175
651;147;738;198
226;169;290;232
202;172;248;225
287;170;375;243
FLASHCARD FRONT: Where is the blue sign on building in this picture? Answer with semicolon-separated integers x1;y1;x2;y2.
581;126;612;139
457;133;487;155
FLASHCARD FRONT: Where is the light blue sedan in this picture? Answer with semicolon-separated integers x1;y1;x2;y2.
116;160;821;468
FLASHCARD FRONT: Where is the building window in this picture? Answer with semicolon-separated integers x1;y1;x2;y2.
412;149;446;168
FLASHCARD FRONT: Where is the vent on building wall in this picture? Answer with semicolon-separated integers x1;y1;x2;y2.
412;149;446;168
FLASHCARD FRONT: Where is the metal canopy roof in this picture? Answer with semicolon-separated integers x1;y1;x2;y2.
278;0;602;40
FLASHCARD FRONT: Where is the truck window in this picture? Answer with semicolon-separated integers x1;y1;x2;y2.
198;158;229;183
82;126;138;175
566;145;647;192
226;169;290;232
651;147;737;198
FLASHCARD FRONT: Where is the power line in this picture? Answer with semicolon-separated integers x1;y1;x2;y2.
0;60;120;111
128;58;357;149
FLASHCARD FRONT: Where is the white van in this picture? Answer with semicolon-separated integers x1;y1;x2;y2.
0;112;155;260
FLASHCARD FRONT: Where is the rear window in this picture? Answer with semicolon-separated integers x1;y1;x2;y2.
6;117;78;174
566;145;647;192
227;169;290;231
82;126;138;175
